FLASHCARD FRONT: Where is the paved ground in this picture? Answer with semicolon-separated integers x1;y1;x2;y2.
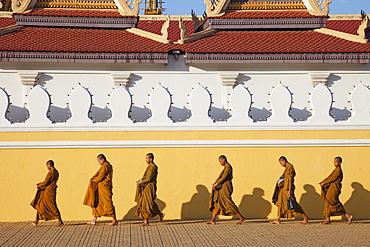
0;219;369;247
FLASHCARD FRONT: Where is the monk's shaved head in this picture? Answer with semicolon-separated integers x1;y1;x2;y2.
219;155;227;162
147;153;154;160
334;156;342;163
97;154;107;161
46;160;54;167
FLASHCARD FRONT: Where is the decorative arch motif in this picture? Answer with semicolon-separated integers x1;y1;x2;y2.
187;85;213;125
268;84;293;124
26;85;52;126
148;84;173;124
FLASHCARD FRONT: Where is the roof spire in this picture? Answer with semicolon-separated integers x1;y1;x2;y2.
144;0;163;15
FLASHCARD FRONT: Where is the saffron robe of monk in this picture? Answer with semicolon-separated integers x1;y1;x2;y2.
83;162;116;218
135;163;161;219
209;163;240;215
272;163;305;218
30;168;61;221
320;166;346;217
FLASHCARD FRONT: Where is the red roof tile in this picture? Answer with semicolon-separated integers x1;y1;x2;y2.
0;27;172;53
137;20;194;41
0;27;369;54
0;17;16;28
209;11;326;19
17;9;127;18
326;20;362;35
181;30;370;53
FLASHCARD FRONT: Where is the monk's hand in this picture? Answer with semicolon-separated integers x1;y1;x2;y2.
319;183;323;187
136;181;141;187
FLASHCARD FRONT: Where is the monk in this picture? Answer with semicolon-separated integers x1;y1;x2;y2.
135;153;165;226
83;154;118;226
29;160;64;227
270;156;309;224
206;155;244;225
319;156;353;225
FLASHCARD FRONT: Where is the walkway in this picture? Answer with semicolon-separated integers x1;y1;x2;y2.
0;219;369;246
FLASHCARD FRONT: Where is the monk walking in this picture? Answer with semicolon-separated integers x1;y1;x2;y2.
319;156;353;225
270;156;309;224
83;154;118;226
135;153;165;226
29;160;64;227
206;155;244;225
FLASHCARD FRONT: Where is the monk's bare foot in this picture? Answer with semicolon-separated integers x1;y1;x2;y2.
320;221;330;225
301;219;309;225
108;221;118;226
269;220;281;224
205;221;215;225
348;215;353;225
54;223;64;227
86;221;96;225
139;223;149;226
29;221;38;227
159;213;165;223
236;218;245;225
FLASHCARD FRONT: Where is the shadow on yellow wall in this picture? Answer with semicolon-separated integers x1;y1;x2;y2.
298;184;324;219
237;188;271;219
181;185;211;219
344;182;370;219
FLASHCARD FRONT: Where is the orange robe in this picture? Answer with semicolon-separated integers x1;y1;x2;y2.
83;162;115;218
320;166;346;217
272;163;305;218
209;163;240;216
30;168;61;221
135;163;162;219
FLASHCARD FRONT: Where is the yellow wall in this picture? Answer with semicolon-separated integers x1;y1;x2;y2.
0;130;369;222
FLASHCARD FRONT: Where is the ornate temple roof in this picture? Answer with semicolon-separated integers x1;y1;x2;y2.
0;0;369;63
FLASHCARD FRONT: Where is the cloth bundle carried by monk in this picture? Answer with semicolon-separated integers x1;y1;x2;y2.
83;180;98;207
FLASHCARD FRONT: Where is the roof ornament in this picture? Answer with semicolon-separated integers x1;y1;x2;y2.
204;0;230;17
115;0;141;16
191;9;201;31
357;10;370;39
12;0;37;13
161;14;170;40
302;0;332;16
179;16;188;41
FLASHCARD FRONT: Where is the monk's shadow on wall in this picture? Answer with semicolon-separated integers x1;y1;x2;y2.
181;185;211;219
298;184;324;219
344;182;370;219
236;188;271;219
122;198;166;220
